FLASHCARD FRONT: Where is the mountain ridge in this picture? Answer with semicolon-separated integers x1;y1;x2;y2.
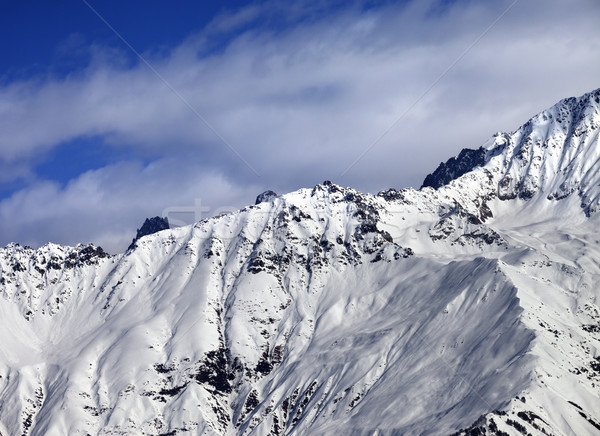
422;88;600;215
0;89;599;435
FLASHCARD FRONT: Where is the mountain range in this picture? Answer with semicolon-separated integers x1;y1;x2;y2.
0;88;599;435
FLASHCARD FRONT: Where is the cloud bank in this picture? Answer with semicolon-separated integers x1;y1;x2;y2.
1;0;599;252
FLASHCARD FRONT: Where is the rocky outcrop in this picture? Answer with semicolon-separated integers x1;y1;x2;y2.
127;216;170;251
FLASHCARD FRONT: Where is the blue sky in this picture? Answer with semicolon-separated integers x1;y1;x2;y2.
0;1;243;76
0;0;599;252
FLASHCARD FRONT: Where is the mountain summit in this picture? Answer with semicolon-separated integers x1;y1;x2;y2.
0;89;599;435
127;216;170;251
423;88;600;213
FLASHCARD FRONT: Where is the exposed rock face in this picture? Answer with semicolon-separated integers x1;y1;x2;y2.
255;190;278;205
127;216;170;251
422;147;488;189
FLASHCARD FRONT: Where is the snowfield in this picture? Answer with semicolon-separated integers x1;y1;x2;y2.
1;89;599;435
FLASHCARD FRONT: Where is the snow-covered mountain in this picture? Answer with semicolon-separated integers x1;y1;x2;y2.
1;89;599;436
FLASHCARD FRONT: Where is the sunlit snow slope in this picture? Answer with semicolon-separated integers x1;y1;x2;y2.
1;89;599;436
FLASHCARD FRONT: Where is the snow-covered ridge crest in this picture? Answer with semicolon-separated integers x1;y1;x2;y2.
424;88;600;216
0;90;599;435
0;242;111;319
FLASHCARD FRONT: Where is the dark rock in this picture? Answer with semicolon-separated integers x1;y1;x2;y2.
63;245;109;269
505;418;527;434
582;324;600;333
577;410;600;431
255;349;273;376
128;216;170;251
159;384;187;397
190;347;233;394
255;190;278;205
450;411;511;436
311;181;342;196
244;389;260;413
568;400;583;410
422;147;487;189
377;188;408;203
154;363;175;374
12;261;25;272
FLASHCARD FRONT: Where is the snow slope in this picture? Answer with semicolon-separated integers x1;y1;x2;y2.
0;89;599;435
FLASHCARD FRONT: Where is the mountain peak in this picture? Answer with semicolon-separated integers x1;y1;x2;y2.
421;147;488;189
255;190;278;205
422;88;600;215
1;89;600;436
127;216;170;251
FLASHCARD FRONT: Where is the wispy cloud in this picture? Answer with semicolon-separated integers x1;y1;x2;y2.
0;0;598;251
0;159;260;252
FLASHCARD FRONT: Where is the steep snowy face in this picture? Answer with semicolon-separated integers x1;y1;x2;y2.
0;243;111;319
0;185;532;436
425;88;600;215
495;89;600;211
0;89;599;436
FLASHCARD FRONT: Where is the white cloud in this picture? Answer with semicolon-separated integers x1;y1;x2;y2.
0;0;598;251
0;159;261;252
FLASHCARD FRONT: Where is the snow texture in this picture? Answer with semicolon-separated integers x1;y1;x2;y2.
1;89;599;435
